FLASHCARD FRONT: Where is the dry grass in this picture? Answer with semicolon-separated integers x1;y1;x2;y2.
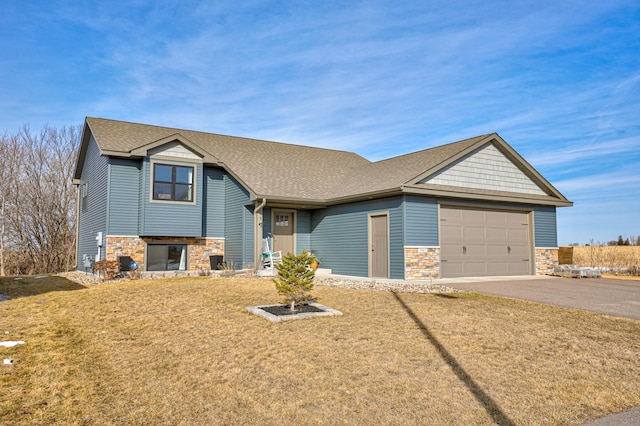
1;276;639;425
571;246;640;275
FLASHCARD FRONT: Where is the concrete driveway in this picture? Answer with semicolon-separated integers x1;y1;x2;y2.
448;276;640;320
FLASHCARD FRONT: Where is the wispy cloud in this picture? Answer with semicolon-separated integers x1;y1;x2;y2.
1;0;638;244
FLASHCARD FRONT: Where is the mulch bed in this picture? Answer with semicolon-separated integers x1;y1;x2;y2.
260;303;325;316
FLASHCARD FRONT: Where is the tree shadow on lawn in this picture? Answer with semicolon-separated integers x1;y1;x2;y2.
0;275;87;301
392;292;515;426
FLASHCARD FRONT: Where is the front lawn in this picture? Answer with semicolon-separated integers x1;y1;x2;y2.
1;276;639;425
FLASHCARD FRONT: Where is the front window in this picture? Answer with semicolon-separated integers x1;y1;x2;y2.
153;164;194;202
147;244;188;271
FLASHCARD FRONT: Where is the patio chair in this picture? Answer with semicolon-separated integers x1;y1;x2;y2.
262;236;282;269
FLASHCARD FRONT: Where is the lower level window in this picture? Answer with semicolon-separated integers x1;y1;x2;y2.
147;244;187;271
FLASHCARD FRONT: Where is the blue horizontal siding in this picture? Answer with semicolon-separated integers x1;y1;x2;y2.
107;158;141;236
311;197;404;278
203;167;225;238
76;135;109;269
534;206;557;247
224;174;253;268
296;210;311;254
262;207;272;238
403;195;438;246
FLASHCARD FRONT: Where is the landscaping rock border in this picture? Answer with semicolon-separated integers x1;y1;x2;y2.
313;275;460;294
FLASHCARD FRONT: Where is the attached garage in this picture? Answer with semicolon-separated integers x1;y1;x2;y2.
440;206;532;278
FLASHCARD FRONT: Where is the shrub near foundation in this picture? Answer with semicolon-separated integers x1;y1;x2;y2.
93;259;120;281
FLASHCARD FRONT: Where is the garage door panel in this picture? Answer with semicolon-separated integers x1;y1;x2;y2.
441;225;463;240
465;225;486;239
485;212;507;226
508;228;528;240
441;208;463;224
508;245;529;258
487;244;507;257
441;259;463;274
507;211;528;225
486;227;508;240
509;262;530;275
466;244;486;257
464;261;489;275
441;207;532;278
441;243;463;257
487;261;509;275
462;209;485;222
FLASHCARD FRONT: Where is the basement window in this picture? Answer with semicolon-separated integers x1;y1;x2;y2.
147;244;188;271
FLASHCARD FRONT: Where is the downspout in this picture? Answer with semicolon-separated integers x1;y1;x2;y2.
254;198;267;271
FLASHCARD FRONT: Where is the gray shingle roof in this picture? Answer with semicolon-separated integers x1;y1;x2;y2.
79;117;571;206
85;117;370;201
326;135;487;199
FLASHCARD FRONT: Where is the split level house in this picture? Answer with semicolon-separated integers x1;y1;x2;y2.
73;117;572;279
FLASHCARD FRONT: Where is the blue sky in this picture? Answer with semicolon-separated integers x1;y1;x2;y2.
1;0;638;245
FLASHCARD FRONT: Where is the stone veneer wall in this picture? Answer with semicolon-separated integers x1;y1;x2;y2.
535;248;558;275
405;246;557;278
404;247;441;280
105;236;224;271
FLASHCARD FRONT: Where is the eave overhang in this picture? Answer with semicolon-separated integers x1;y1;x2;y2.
402;184;574;207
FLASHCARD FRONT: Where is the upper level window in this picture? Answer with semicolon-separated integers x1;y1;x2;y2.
153;163;194;202
81;182;88;211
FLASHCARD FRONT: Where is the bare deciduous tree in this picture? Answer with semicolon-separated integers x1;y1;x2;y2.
0;124;80;275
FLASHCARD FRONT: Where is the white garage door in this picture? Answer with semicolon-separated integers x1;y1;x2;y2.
440;207;532;278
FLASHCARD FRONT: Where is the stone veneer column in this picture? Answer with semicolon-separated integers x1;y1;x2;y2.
535;248;558;275
105;236;146;270
404;247;441;280
187;238;224;270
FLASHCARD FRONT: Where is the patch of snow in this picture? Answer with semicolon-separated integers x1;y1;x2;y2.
0;341;26;347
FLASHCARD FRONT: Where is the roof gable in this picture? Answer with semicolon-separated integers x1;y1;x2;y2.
419;143;548;196
131;134;217;163
148;141;201;160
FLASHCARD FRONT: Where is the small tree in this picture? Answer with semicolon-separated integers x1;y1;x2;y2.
273;250;316;311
